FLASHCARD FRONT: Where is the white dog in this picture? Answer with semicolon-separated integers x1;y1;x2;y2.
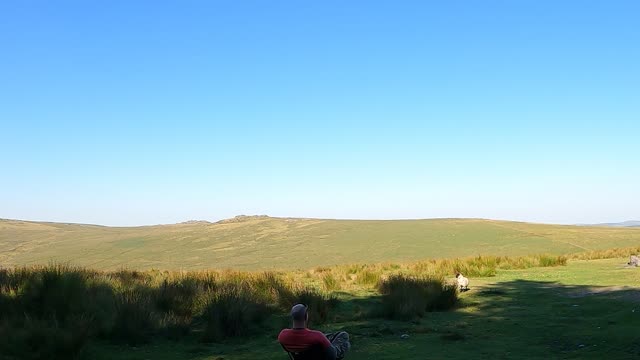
456;272;469;291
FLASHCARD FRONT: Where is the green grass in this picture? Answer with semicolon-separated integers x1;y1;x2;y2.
2;216;640;270
2;217;640;359
0;252;572;359
87;258;640;359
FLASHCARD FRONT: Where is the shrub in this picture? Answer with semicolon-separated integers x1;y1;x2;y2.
251;272;291;304
21;265;92;323
155;277;200;317
110;289;156;345
377;275;457;320
285;288;338;325
84;283;117;337
0;316;91;360
199;285;271;342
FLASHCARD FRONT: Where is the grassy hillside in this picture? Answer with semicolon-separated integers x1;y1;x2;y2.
2;216;640;270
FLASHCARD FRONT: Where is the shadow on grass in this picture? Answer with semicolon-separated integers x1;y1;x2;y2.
91;280;640;359
292;280;640;360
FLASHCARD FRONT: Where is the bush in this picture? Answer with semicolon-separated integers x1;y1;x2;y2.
110;289;156;345
21;265;92;322
0;316;91;360
251;272;291;304
155;277;200;317
199;285;271;342
377;275;457;320
285;288;338;325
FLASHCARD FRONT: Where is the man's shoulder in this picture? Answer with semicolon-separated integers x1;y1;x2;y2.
304;329;331;346
278;328;293;340
305;329;326;337
278;328;328;342
278;328;303;339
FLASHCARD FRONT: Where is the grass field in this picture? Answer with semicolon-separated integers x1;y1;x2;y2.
2;216;640;270
74;257;638;360
2;217;640;359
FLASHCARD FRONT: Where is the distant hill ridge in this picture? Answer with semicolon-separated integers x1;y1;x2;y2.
584;221;640;228
1;216;640;271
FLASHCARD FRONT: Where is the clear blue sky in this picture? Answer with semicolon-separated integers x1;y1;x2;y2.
1;1;638;226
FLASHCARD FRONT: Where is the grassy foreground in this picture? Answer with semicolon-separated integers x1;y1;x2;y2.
1;247;639;359
1;253;568;359
90;257;640;360
2;216;640;270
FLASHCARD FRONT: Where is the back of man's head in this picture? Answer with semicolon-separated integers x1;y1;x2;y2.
290;304;308;322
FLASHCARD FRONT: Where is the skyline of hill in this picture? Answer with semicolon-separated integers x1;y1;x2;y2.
2;216;640;271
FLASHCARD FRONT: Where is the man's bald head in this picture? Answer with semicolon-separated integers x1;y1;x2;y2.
290;304;308;322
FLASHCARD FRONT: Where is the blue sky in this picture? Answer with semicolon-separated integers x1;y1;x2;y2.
1;1;638;226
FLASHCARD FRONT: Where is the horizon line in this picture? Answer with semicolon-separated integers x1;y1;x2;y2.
1;215;638;229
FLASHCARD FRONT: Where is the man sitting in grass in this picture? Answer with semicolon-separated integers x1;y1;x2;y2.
278;304;350;360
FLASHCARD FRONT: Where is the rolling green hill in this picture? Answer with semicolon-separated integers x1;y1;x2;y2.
1;216;640;270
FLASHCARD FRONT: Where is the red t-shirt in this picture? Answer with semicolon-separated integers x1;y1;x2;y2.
278;328;331;352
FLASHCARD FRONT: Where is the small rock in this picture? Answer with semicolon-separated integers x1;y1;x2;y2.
400;334;410;339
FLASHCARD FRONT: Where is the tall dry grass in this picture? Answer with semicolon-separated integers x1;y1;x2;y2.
0;265;336;359
305;253;568;293
567;246;640;261
377;275;458;319
2;246;631;358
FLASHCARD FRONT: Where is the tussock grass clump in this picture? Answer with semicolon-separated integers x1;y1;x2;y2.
250;271;292;305
538;254;567;267
155;278;198;316
0;265;104;358
377;275;458;320
287;288;338;325
0;264;340;354
354;269;382;286
20;265;93;322
0;317;91;360
411;257;496;278
408;254;567;279
568;246;640;261
298;253;570;293
111;289;157;345
322;273;341;291
199;285;271;342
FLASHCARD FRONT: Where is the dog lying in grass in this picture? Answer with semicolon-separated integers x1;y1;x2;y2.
455;272;469;291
